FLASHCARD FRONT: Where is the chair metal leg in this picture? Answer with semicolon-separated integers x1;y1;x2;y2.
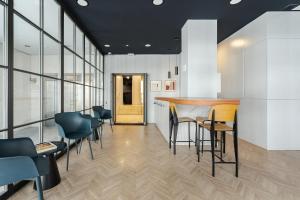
210;130;215;177
66;139;70;171
188;122;191;149
173;125;178;155
75;140;79;155
215;131;218;148
195;123;197;147
79;138;83;154
110;119;113;132
197;125;201;162
201;127;204;155
220;132;223;160
223;132;226;154
233;130;239;177
99;126;103;149
87;138;94;160
35;177;44;200
169;120;173;149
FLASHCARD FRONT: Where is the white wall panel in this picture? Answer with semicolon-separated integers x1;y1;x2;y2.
267;38;300;99
267;100;300;150
239;99;268;149
244;40;267;99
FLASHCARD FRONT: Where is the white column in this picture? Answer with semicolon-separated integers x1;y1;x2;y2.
181;20;218;98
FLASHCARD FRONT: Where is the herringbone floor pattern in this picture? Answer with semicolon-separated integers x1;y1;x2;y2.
10;124;300;200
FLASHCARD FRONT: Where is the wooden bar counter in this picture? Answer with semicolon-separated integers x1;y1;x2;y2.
155;97;240;106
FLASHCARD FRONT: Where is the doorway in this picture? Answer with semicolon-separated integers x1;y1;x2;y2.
112;73;147;125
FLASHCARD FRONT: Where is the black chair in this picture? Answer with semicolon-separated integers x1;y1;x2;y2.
0;156;44;200
93;106;113;132
55;112;94;171
0;138;50;199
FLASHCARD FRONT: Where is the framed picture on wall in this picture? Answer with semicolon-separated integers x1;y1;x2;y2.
164;80;176;91
150;80;162;92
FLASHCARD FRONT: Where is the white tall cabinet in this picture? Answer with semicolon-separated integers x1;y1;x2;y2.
218;12;300;150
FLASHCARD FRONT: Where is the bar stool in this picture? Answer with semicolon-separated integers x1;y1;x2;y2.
198;105;239;177
169;104;197;155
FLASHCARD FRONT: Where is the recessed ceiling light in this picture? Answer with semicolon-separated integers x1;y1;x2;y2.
104;44;110;48
125;44;130;47
230;0;242;5
77;0;88;7
153;0;163;6
145;44;151;47
108;52;112;55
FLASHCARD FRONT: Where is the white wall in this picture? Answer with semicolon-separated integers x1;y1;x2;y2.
104;54;180;123
218;12;300;150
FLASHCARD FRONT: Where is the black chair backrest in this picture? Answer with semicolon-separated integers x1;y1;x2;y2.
92;106;104;113
55;112;90;138
0;137;38;158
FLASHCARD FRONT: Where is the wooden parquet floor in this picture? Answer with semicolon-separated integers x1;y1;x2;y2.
10;124;300;200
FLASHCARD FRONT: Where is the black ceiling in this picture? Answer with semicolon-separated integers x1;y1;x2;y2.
61;0;300;55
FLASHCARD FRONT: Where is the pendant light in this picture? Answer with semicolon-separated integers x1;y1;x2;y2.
175;54;179;75
168;55;171;79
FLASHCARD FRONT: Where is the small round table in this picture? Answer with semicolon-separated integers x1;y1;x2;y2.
34;141;66;190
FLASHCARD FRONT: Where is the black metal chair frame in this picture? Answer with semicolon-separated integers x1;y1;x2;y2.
169;108;197;155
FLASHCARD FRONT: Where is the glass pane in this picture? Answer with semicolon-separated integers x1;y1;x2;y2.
0;4;6;66
91;66;96;87
14;0;40;26
75;84;83;111
44;0;60;40
75;26;83;57
100;72;103;88
14;72;41;126
0;68;7;130
85;62;90;86
44;34;60;78
75;56;83;84
96;70;100;88
43;78;60;119
0;131;7;139
91;87;95;107
64;82;74;112
64;13;74;50
85;86;90;109
85;37;90;62
64;48;75;82
100;89;103;105
99;53;103;71
14;15;40;74
43;119;60;142
91;44;95;66
14;123;41;144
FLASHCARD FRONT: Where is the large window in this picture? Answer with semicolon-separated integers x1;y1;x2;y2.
1;1;104;196
0;1;7;195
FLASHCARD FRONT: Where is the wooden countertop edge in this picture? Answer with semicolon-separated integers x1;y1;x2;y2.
155;97;240;106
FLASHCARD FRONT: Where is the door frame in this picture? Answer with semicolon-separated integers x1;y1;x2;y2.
112;73;147;125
